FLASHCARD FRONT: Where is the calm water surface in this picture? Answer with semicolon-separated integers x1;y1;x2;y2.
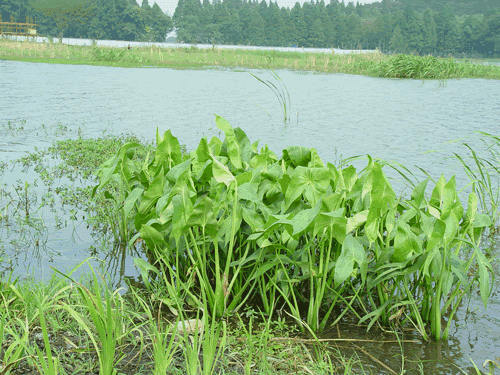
1;57;499;374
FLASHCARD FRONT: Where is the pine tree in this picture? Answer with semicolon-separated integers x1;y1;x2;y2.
435;3;461;54
401;5;423;53
422;8;437;54
389;24;408;53
246;7;264;46
290;3;307;47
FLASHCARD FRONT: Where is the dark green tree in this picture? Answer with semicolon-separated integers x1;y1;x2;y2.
421;8;437;53
261;1;285;46
1;0;31;22
461;14;485;53
29;0;97;41
435;3;461;54
484;11;500;53
147;2;173;42
199;0;215;43
246;7;265;45
290;2;307;46
401;5;423;53
389;24;408;52
371;13;394;51
175;0;202;42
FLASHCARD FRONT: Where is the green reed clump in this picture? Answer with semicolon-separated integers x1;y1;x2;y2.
454;132;500;230
90;46;127;62
93;115;494;341
369;54;500;79
250;69;291;123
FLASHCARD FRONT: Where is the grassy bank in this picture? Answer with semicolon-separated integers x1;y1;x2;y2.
0;263;486;375
1;38;500;79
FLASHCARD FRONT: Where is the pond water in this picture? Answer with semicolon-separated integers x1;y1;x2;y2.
1;53;500;374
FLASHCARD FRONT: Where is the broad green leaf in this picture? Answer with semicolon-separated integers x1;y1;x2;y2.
334;235;367;286
196;137;211;163
429;174;446;210
283;146;311;167
422;247;439;278
234;127;252;164
209;136;222;156
250;144;278;168
465;192;478;225
155;129;182;169
166;159;192;184
309;148;325;168
339;166;358;192
426;218;445;252
134;258;161;288
365;209;380;245
411;178;429;208
370;163;396;214
285;167;330;210
238;183;260;203
475;247;493;309
138;172;165;215
290;199;322;237
171;188;195;244
187;195;218;238
450;252;468;287
392;221;422;262
193;159;213;184
346;210;369;233
242;206;265;232
313;208;346;243
219;207;243;247
216;115;242;170
212;157;235;187
441;176;456;215
236;171;253;186
123;187;144;219
139;224;165;250
473;213;493;228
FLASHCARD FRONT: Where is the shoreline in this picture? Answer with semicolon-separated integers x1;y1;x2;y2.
1;37;499;79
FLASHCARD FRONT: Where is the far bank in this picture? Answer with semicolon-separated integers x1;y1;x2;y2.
1;37;500;79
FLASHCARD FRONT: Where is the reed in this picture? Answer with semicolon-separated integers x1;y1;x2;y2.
250;69;291;123
453;131;500;229
54;260;125;375
368;53;499;79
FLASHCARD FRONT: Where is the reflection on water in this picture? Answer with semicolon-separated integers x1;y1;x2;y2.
318;318;479;375
1;58;500;373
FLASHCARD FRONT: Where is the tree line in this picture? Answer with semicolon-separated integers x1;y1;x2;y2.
0;0;173;42
1;0;499;55
174;0;500;55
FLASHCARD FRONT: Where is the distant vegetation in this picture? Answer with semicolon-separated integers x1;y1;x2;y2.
1;0;500;56
1;0;173;42
2;39;500;79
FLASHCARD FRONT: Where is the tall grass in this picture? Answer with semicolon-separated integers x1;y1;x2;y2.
250;69;291;123
454;131;500;229
368;54;499;79
54;260;126;375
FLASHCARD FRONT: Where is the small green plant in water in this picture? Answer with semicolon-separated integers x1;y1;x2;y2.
250;68;291;123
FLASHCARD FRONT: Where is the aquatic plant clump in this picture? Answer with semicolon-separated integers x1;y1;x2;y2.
368;54;499;79
94;115;494;341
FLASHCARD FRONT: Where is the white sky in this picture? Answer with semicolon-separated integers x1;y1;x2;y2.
138;0;380;17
